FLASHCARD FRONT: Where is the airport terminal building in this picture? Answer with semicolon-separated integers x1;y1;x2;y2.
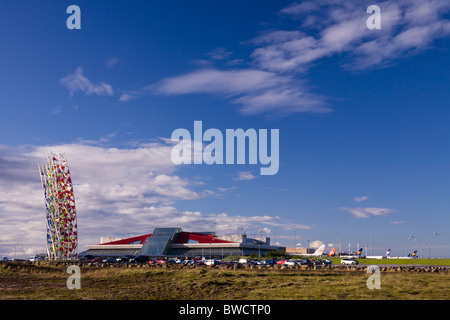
82;227;285;258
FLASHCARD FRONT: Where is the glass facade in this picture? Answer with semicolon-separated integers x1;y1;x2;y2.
139;228;181;256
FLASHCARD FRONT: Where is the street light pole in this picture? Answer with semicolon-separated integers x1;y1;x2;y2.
433;232;444;259
274;226;277;245
408;235;414;256
258;230;261;258
293;229;296;248
336;232;340;255
210;238;213;259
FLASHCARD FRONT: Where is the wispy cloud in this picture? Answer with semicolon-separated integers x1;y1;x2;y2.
156;68;287;96
340;207;394;218
119;93;136;102
51;105;63;115
267;0;450;71
154;68;329;115
354;196;368;202
106;56;121;69
234;171;257;181
206;47;233;60
390;220;406;224
119;1;450;116
60;67;114;96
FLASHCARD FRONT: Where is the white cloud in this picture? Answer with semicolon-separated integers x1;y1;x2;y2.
354;196;368;202
106;57;121;69
118;0;450;117
0;141;308;257
0;141;184;256
340;207;394;218
262;220;312;231
310;240;324;248
390;220;406;224
267;0;450;71
280;2;320;15
154;68;329;115
60;67;114;96
206;47;233;60
51;105;63;114
235;85;328;115
119;93;137;102
156;68;287;96
234;171;257;181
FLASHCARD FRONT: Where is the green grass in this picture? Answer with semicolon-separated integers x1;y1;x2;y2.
1;262;449;300
326;258;450;265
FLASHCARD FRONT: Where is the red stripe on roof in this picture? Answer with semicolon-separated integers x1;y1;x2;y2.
100;234;152;245
174;232;234;244
100;231;235;245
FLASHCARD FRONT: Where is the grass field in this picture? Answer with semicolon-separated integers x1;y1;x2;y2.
0;262;449;300
327;258;450;265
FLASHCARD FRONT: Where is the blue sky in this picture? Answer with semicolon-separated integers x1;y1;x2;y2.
0;0;450;258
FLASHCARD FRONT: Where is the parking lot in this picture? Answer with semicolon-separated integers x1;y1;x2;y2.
77;255;336;267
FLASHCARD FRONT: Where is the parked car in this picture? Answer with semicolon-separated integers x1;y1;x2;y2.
116;256;127;263
28;256;44;262
321;259;333;265
313;259;332;266
79;255;93;261
283;260;298;266
180;259;191;264
222;259;239;266
204;259;218;266
312;259;332;266
341;258;359;265
297;259;313;266
134;255;150;263
102;257;117;263
90;257;103;262
155;259;167;264
116;255;135;263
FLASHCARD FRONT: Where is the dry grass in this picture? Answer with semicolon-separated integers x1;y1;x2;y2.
1;262;449;300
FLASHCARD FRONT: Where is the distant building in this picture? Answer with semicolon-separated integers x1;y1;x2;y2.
82;227;285;258
285;248;316;255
